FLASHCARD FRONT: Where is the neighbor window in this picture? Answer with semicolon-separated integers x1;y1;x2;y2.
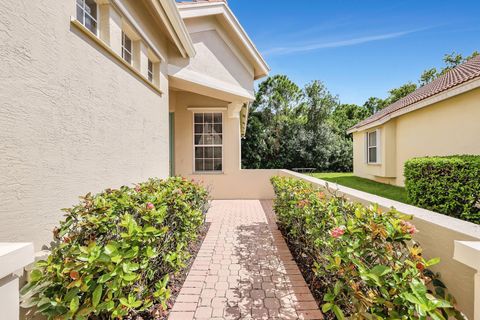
122;32;132;65
76;0;98;34
148;59;154;82
194;113;223;172
366;130;379;163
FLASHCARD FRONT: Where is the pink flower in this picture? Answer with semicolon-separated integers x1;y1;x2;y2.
134;185;141;192
330;227;345;238
146;202;155;210
401;221;417;235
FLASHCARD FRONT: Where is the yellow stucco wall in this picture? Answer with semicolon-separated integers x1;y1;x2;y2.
353;87;480;186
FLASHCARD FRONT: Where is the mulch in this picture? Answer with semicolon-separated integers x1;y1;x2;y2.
277;223;334;320
130;222;211;320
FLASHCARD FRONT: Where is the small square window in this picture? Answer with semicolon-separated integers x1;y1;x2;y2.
76;0;98;34
194;113;203;124
195;159;204;172
204;113;213;123
122;32;132;65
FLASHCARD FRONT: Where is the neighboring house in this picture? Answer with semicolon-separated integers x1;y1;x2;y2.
348;56;480;186
0;0;269;251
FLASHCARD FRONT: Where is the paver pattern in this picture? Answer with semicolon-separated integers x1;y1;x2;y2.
169;200;323;320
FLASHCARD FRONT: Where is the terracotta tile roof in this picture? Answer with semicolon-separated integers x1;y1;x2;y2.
350;55;480;131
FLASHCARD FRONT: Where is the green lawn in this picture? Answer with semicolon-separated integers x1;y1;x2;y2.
310;172;409;204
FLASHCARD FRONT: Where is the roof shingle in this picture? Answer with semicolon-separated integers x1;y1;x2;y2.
350;55;480;131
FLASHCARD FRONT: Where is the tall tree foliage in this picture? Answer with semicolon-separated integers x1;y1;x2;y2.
242;50;478;172
242;76;369;171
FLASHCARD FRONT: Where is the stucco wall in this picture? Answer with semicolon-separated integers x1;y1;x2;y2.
395;88;480;185
0;0;171;251
169;16;255;101
171;90;275;199
281;170;480;319
352;121;397;184
353;88;480;186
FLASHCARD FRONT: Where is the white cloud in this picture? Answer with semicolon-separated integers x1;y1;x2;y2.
263;29;421;56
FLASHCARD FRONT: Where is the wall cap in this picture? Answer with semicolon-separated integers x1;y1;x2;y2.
0;243;34;279
279;170;480;240
454;241;480;271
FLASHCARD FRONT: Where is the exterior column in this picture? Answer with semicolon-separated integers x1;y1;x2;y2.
134;40;149;79
0;243;34;320
228;102;244;171
99;4;123;56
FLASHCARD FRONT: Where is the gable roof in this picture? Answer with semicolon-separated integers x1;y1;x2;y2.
176;0;270;80
348;55;480;133
146;0;196;58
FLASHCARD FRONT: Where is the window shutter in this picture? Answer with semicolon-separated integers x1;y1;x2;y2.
376;129;381;164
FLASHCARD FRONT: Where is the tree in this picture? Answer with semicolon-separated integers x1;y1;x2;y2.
243;75;304;169
329;104;371;139
419;50;479;86
242;76;355;171
419;68;438;86
253;74;303;116
242;50;479;173
363;97;388;114
303;80;339;130
387;82;417;104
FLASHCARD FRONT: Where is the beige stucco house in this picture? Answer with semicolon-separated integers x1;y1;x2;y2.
348;56;480;186
0;0;272;252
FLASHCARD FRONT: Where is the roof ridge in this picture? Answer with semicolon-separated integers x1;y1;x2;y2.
350;54;480;131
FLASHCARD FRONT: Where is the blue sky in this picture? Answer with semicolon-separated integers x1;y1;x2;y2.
227;0;480;105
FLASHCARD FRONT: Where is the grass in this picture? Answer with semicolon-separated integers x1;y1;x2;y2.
310;172;409;204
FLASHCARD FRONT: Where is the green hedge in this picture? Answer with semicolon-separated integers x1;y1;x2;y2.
20;177;209;319
271;176;462;320
404;155;480;224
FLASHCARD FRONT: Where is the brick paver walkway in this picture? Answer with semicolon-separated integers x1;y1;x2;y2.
169;200;323;320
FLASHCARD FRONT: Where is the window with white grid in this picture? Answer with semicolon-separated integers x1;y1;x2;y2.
194;113;223;172
76;0;98;34
367;130;378;163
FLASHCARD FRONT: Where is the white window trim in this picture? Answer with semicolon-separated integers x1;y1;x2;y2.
366;129;381;164
76;0;99;35
192;111;224;174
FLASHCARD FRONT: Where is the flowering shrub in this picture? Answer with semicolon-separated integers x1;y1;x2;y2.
271;176;464;320
20;177;209;319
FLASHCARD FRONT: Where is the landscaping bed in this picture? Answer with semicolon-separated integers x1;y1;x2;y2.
133;222;210;320
271;176;464;320
21;177;210;320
